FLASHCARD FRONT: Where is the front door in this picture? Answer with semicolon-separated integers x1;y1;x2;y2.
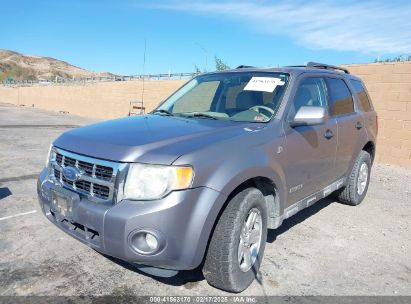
282;76;338;205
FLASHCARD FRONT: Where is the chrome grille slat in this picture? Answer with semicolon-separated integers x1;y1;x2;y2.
79;161;94;175
50;148;121;202
64;156;76;167
56;153;63;165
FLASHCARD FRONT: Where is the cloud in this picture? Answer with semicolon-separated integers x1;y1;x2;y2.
142;0;411;54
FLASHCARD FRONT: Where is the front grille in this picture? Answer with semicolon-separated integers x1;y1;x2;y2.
75;180;92;193
52;149;120;201
55;153;113;181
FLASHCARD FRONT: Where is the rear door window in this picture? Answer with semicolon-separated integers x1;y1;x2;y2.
326;78;355;116
350;79;372;112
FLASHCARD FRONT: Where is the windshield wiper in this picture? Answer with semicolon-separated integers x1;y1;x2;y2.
152;109;174;116
180;113;218;120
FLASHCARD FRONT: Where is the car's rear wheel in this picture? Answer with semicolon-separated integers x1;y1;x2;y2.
202;187;267;292
338;150;372;206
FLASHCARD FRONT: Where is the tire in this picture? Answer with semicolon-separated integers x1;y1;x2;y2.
202;187;268;293
338;150;372;206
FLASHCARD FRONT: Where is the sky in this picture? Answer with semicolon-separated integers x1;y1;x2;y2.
2;0;411;75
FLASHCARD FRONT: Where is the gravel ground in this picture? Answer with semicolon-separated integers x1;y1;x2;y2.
0;103;410;296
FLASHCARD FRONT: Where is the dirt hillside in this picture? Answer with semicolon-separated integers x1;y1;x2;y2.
0;49;112;81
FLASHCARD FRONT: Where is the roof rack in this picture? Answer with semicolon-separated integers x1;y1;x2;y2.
236;65;255;69
305;62;350;74
286;62;349;74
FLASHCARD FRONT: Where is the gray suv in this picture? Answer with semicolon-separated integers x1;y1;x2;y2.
37;62;377;292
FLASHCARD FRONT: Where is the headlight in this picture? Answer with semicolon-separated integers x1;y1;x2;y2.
124;163;194;200
45;145;56;167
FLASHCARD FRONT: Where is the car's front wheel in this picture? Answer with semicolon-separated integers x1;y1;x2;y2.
202;187;267;292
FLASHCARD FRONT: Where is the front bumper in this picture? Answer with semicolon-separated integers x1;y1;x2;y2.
37;168;227;270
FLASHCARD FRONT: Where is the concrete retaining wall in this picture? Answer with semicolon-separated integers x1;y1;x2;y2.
343;62;411;167
0;80;186;119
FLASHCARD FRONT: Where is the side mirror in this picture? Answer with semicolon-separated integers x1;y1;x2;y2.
290;106;327;127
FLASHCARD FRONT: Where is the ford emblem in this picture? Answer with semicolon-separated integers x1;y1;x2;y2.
62;166;80;182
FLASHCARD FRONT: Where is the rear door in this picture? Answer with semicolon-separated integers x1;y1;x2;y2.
325;77;367;178
350;79;378;140
283;76;338;204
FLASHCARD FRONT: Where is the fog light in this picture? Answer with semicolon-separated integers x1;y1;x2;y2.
145;233;158;251
129;230;163;255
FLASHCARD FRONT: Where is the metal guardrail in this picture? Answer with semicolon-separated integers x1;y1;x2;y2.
1;72;199;87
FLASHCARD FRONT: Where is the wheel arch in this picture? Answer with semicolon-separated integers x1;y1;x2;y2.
362;141;376;164
200;175;282;267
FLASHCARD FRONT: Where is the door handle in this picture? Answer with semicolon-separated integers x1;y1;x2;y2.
324;129;334;140
355;122;363;130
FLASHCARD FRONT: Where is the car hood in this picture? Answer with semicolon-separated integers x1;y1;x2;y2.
53;115;265;164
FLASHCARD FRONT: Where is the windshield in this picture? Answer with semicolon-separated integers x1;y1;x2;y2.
155;72;289;123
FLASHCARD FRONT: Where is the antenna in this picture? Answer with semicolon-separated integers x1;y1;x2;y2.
141;39;147;103
195;42;208;72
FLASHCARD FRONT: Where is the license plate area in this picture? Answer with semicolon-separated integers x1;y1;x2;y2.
50;188;79;220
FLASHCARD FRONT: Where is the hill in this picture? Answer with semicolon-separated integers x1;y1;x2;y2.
0;49;113;81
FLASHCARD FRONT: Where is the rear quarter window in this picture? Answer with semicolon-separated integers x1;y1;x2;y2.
350;79;373;112
326;78;355;116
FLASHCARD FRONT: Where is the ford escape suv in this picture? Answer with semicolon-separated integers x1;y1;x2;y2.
37;62;377;292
